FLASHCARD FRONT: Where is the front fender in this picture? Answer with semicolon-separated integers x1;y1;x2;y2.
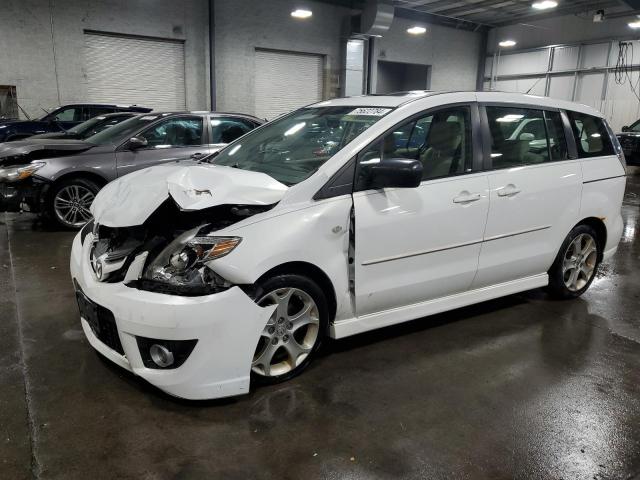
209;197;354;321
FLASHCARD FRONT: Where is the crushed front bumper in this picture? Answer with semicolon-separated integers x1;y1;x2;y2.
0;179;47;213
70;231;274;400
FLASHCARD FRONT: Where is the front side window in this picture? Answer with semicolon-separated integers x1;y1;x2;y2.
53;107;82;122
567;111;614;158
356;106;471;189
487;106;550;168
628;119;640;132
213;106;392;186
139;117;204;148
211;117;254;144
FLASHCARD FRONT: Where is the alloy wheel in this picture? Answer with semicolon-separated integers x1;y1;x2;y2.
562;233;598;292
252;288;320;377
53;185;95;228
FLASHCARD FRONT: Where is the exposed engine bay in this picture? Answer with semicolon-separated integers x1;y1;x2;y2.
85;198;276;295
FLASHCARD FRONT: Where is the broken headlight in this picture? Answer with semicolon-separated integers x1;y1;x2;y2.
0;161;46;183
143;225;241;293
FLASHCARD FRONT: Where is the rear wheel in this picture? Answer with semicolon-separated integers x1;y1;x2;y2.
548;224;601;299
251;274;328;384
47;178;99;229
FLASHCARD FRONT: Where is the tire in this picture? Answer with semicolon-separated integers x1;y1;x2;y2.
250;273;329;385
547;224;601;299
46;178;100;229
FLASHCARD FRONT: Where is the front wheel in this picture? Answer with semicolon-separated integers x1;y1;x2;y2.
251;274;328;384
47;178;99;229
548;224;601;299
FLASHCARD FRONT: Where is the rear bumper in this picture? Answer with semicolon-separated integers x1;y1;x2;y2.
70;231;274;400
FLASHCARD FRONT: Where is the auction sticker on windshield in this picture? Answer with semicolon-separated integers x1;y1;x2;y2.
347;107;392;116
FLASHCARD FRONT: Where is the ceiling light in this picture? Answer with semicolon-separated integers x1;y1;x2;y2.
291;9;312;19
532;1;558;10
499;40;517;47
629;20;640;29
407;26;427;35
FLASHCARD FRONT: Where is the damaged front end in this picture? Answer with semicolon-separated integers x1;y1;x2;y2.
85;198;275;296
0;141;92;212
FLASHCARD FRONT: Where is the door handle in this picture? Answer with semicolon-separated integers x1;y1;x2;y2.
497;184;521;197
453;192;482;204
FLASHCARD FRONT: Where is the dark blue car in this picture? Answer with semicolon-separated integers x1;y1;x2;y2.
0;103;152;142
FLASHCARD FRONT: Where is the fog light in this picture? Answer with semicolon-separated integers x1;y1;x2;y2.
149;344;174;368
136;337;198;369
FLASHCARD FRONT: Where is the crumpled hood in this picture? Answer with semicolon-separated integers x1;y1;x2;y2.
0;139;94;165
91;163;289;227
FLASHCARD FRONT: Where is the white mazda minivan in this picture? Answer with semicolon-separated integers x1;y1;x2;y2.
70;91;626;400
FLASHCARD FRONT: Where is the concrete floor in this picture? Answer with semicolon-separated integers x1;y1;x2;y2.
1;174;639;480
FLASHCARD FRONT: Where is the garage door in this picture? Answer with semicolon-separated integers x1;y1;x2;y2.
254;49;324;120
84;33;186;111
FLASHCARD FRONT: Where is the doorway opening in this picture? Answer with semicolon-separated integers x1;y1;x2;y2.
376;61;431;94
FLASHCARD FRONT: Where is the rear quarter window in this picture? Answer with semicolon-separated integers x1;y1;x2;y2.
567;111;614;158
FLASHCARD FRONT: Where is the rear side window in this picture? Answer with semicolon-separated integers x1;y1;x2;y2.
486;106;550;168
567;111;614;158
210;117;254;144
85;106;114;119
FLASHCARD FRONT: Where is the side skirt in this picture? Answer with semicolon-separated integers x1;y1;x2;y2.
330;273;548;339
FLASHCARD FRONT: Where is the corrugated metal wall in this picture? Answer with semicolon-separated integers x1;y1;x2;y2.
84;32;186;111
485;40;640;131
254;49;324;120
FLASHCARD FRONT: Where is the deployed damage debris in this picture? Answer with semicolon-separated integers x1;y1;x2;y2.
87;197;277;295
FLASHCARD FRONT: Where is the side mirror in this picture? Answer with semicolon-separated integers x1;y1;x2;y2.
127;136;148;150
622;125;630;132
518;133;535;142
361;158;423;190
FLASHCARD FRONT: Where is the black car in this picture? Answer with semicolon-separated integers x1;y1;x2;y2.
617;120;640;166
29;113;137;140
0;104;152;142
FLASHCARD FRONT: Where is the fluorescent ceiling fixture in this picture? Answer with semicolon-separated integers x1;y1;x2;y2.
407;26;427;35
291;9;312;18
284;122;306;136
532;1;557;10
496;114;524;123
629;20;640;29
499;40;517;47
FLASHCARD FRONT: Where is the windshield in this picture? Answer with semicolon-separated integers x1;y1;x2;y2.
213;106;392;185
66;116;105;134
85;114;160;145
629;119;640;132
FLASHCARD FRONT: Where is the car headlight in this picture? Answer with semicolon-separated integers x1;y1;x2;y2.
143;225;241;291
0;161;46;183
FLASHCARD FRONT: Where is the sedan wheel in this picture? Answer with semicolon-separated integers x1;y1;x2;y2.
53;184;95;228
252;287;321;377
